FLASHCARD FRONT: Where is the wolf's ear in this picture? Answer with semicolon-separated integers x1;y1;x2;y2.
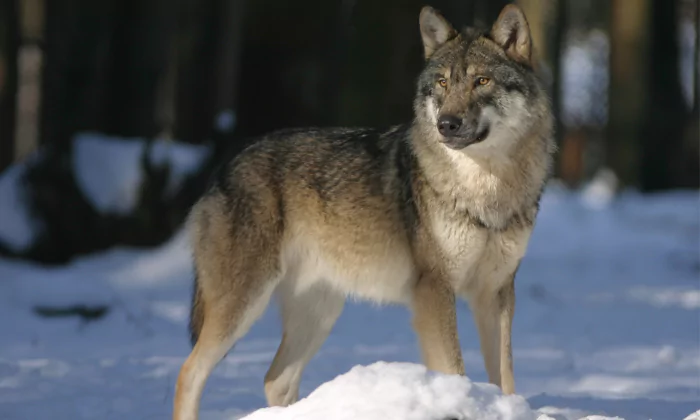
419;6;457;59
491;4;532;65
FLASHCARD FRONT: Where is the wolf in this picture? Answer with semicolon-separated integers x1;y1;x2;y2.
173;4;555;419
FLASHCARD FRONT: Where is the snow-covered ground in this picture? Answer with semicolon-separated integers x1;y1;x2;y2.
241;362;538;420
0;135;698;419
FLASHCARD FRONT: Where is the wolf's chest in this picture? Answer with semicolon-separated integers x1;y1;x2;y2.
430;212;532;292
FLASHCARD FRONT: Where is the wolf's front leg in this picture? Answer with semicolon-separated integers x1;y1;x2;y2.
468;272;517;395
498;275;516;394
411;273;465;375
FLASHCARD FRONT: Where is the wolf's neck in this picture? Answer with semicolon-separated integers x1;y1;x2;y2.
411;125;551;230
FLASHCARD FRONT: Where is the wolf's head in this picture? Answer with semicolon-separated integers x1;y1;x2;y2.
414;4;550;155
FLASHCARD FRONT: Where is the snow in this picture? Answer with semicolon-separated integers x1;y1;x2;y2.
561;29;610;128
0;153;42;253
72;132;210;215
685;410;700;420
216;110;237;133
579;168;619;211
241;362;537;420
0;133;210;251
0;162;698;419
72;133;147;215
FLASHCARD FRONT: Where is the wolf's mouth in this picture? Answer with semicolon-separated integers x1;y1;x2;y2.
473;126;490;143
441;126;490;150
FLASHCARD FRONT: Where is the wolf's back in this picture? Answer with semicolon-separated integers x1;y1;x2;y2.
185;124;417;347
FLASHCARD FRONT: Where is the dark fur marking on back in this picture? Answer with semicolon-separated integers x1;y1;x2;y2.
394;127;420;240
188;272;204;346
299;127;389;205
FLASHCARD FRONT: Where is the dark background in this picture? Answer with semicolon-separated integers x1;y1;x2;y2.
0;0;698;264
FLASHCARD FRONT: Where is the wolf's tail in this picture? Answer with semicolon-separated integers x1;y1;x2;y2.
188;272;205;347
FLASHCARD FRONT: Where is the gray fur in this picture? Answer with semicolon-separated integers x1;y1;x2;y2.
173;5;555;419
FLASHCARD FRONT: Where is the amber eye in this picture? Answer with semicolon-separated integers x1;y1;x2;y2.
476;77;490;86
438;78;447;88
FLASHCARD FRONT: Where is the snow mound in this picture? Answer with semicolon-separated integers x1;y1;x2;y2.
72;132;210;215
241;362;537;420
0;133;211;251
580;168;619;210
684;410;700;420
0;155;42;252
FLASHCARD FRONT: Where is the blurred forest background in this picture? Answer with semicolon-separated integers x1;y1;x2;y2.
0;0;698;264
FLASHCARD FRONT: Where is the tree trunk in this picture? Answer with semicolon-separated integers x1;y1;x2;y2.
479;0;510;27
0;0;19;171
519;0;566;176
640;0;691;191
548;0;571;183
155;0;184;140
606;0;651;187
174;0;222;143
40;0;117;148
550;0;566;146
694;0;699;115
103;0;176;138
318;0;353;126
516;0;550;64
212;0;247;141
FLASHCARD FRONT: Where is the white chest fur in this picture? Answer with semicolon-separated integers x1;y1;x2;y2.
426;147;536;294
430;209;532;295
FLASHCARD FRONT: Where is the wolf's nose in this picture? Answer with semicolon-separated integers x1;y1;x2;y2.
437;115;462;136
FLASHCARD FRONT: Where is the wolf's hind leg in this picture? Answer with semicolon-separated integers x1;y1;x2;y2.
174;180;285;419
174;279;277;420
264;281;345;406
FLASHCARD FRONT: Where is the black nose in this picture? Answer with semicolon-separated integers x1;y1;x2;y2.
437;115;462;136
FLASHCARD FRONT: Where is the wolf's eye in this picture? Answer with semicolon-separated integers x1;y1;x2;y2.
438;78;447;88
476;77;490;86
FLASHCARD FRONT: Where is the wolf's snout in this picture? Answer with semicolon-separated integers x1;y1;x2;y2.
437;115;462;137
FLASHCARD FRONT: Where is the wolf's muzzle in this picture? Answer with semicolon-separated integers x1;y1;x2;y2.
438;117;490;150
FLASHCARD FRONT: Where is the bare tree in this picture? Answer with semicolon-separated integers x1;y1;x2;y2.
519;0;566;177
550;0;566;146
606;0;651;187
0;0;19;171
694;0;699;115
641;0;693;190
212;0;247;141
